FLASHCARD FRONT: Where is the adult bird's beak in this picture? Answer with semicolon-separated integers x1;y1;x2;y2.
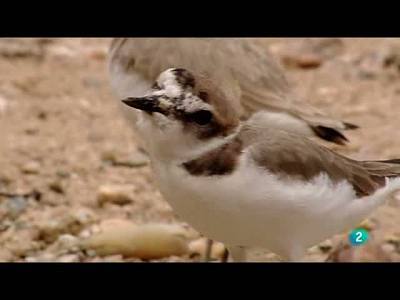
121;96;164;114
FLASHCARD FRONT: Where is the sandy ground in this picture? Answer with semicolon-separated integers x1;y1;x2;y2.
1;38;400;262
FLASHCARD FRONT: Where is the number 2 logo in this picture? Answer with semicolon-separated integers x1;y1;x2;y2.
355;231;363;243
349;228;369;246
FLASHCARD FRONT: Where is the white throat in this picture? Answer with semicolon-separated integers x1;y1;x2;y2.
139;111;242;165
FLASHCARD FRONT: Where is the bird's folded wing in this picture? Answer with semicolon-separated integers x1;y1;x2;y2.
240;126;399;197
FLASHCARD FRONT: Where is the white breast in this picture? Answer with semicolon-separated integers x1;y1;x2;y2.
151;149;400;259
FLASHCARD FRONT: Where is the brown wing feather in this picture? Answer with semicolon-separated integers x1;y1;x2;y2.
240;125;399;197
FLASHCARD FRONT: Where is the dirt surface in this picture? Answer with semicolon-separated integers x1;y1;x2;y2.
1;38;400;262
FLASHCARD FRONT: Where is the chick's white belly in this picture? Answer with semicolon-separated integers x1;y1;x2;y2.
153;157;361;256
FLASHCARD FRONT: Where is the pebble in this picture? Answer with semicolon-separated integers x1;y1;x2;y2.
3;228;41;257
25;257;38;262
328;240;392;262
56;234;80;252
188;238;226;261
72;208;97;225
5;196;27;219
125;151;149;168
38;207;96;243
281;53;323;69
102;150;149;168
318;239;333;253
21;161;41;174
82;221;189;259
358;219;376;231
0;174;12;186
0;39;44;59
384;233;400;251
48;180;64;194
381;243;396;254
97;185;134;206
87;49;107;61
46;45;77;59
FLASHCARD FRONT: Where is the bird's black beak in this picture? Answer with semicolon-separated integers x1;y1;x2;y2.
121;96;164;114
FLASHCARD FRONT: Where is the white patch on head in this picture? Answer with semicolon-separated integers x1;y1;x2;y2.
156;68;184;98
155;68;213;114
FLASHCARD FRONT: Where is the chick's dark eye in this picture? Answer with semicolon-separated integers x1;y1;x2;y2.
188;110;213;125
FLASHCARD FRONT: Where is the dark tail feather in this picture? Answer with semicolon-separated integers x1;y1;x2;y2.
311;125;349;145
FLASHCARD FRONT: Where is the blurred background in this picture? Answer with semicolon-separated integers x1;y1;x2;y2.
1;38;400;262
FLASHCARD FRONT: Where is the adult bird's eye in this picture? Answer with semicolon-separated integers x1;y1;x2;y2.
188;110;213;125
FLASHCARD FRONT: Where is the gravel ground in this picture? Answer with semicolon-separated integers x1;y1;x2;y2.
1;38;400;262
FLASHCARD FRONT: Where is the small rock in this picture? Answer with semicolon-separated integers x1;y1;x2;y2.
318;239;333;253
0;38;45;59
72;208;97;225
37;111;47;120
101;151;118;164
282;53;323;69
86;249;97;257
308;245;321;255
356;51;387;79
381;243;396;254
56;234;80;252
125;151;149;168
384;233;400;252
328;239;392;262
21;161;41;175
48;180;64;194
383;46;400;71
38;208;96;243
6;196;27;219
46;45;77;59
87;49;107;61
358;219;375;231
25;257;38;262
188;238;226;261
0;174;12;186
82;221;189;259
97;185;134;206
56;170;70;179
103;151;149;168
79;229;92;239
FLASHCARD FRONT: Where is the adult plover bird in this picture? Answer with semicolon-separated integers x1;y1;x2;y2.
121;68;400;262
109;38;358;146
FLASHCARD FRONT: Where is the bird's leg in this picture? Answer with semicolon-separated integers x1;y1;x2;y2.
204;239;213;262
227;246;247;262
221;247;229;262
